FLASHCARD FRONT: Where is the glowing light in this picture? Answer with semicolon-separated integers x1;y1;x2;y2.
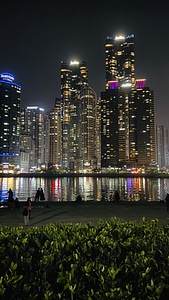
109;81;118;89
135;79;146;89
115;35;125;40
0;72;14;82
115;34;134;41
0;153;16;156
70;60;79;65
121;83;132;88
27;106;44;111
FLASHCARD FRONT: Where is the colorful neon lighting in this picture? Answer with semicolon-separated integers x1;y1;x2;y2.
0;72;14;82
0;154;16;157
135;79;146;89
109;81;118;89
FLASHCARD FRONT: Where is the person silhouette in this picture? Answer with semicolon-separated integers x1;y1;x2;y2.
35;188;41;201
40;188;45;201
165;193;169;212
8;188;14;209
114;190;120;202
8;188;13;202
24;197;32;219
76;195;82;202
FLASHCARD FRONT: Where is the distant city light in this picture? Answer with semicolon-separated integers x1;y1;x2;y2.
27;106;44;111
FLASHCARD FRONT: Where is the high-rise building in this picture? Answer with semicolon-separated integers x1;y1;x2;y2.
61;60;89;171
101;34;156;169
129;80;156;167
48;97;62;167
105;34;135;90
156;125;169;168
0;73;21;172
21;106;47;170
78;86;97;171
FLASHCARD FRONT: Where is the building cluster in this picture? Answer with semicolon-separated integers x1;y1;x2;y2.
0;33;168;174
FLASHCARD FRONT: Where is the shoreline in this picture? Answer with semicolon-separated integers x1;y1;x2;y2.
0;173;169;178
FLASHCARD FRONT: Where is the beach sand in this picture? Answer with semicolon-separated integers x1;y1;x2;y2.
0;200;169;228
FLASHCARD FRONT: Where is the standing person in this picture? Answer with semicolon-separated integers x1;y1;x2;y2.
14;197;20;209
26;197;32;219
8;188;13;201
22;202;29;225
8;188;15;209
76;195;82;202
165;193;169;212
114;190;120;202
40;188;45;201
35;188;41;201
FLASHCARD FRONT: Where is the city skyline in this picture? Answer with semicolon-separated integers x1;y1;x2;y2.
1;1;169;127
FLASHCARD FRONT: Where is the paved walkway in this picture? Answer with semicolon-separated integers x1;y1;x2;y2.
0;201;169;228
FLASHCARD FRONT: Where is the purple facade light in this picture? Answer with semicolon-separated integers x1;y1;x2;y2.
109;81;118;89
135;79;146;89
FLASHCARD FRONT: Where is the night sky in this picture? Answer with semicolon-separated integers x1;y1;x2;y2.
1;1;169;127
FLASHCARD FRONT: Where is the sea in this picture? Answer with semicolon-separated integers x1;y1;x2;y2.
0;175;168;203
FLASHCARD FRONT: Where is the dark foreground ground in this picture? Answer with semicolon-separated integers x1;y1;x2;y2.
0;200;169;228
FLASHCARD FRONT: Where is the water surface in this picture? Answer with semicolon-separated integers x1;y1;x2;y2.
0;176;168;202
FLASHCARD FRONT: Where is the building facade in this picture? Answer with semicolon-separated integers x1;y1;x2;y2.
60;60;89;172
105;34;135;90
48;97;62;168
101;34;156;169
0;73;21;172
78;86;97;172
20;106;48;171
156;125;169;168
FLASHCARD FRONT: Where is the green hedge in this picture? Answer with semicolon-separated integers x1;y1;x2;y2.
0;217;169;299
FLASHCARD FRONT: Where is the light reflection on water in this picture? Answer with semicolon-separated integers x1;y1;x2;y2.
0;176;169;202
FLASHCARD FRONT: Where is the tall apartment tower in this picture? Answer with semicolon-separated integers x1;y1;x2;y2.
78;86;97;171
156;125;169;168
101;34;156;169
48;97;62;167
129;80;156;167
0;73;21;171
105;34;135;90
61;60;88;171
23;106;47;170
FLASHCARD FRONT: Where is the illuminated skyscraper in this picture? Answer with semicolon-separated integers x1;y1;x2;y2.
129;80;156;166
78;86;97;171
23;106;47;170
105;34;135;90
61;60;88;171
48;98;62;167
0;73;21;171
156;125;169;168
101;34;156;169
